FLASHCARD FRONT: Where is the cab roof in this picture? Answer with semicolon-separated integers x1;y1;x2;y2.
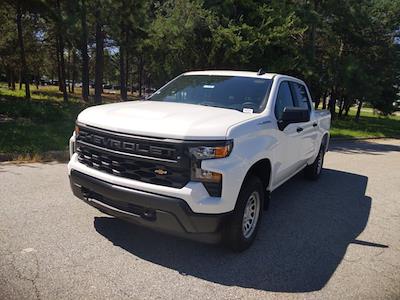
184;70;277;79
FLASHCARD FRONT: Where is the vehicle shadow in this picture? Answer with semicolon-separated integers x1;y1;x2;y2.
94;168;375;292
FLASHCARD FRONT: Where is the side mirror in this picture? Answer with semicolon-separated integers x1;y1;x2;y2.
278;107;310;130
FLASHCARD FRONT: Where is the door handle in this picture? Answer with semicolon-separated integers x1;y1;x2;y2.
296;127;303;133
312;123;318;127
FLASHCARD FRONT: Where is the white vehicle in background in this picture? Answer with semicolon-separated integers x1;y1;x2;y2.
68;70;331;251
393;100;400;111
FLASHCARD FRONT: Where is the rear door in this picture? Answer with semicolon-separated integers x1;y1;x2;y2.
289;82;318;163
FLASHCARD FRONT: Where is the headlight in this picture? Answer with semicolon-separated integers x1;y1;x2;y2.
191;167;222;182
189;140;233;160
191;157;222;196
75;123;80;136
189;141;232;196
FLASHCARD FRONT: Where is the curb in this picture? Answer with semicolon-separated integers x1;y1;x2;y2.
330;136;399;142
0;150;69;163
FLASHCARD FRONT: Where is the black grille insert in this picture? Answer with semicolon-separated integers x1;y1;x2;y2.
76;126;190;189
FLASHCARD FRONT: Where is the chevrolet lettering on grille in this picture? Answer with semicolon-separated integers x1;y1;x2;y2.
78;130;177;159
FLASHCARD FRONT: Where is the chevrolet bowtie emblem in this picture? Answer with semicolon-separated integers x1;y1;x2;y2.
154;169;168;175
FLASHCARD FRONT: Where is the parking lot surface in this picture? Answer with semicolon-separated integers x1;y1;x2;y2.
0;139;399;299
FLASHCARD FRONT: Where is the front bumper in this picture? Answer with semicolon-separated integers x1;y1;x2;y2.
70;170;230;243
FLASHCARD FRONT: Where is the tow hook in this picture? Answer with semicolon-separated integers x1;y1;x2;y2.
142;209;156;221
81;187;93;200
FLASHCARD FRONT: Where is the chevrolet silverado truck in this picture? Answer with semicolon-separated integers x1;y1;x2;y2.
68;70;331;251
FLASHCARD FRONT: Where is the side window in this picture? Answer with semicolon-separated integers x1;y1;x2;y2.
291;82;311;110
274;81;295;119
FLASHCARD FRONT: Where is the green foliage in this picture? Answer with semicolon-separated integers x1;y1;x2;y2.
0;86;85;153
0;0;399;133
147;0;217;83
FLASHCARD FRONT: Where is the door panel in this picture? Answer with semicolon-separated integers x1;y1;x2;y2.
274;123;304;184
290;82;317;164
272;81;304;186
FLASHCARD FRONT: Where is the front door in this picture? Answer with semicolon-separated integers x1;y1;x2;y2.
272;81;304;186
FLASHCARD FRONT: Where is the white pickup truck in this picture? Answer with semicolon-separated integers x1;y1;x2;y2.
68;70;330;251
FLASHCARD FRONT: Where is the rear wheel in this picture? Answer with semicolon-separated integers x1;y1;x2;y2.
225;176;264;252
304;145;325;180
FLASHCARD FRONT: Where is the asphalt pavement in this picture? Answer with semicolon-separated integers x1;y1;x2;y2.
0;139;399;299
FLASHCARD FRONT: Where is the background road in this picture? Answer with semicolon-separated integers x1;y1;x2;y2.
1;139;399;299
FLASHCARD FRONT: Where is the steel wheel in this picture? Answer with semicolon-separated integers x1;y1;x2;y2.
242;191;261;239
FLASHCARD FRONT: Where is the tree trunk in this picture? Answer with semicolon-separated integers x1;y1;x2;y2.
322;91;327;109
125;52;129;94
6;68;11;89
338;97;345;118
309;0;320;63
125;29;129;91
19;70;22;90
56;0;68;102
119;22;127;101
11;71;15;90
80;0;89;102
57;35;68;101
314;97;320;110
71;49;76;94
344;102;351;116
130;76;134;95
355;100;363;122
119;45;127;100
329;89;336;118
55;36;62;91
67;48;71;93
138;55;143;97
16;5;30;100
94;8;104;104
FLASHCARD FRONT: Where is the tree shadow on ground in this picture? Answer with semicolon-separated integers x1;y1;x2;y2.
330;139;400;154
94;168;381;292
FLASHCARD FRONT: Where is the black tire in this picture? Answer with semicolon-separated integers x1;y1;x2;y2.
224;176;264;252
304;145;325;180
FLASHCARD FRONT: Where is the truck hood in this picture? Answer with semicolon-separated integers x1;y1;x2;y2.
77;101;257;140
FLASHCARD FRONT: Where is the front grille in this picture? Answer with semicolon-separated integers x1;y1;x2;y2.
76;126;190;188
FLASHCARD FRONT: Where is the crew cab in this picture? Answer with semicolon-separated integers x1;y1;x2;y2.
68;70;331;251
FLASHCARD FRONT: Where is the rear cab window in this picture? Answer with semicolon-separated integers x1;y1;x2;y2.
290;82;311;111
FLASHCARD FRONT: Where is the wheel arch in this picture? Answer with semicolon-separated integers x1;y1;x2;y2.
321;132;330;152
243;158;272;192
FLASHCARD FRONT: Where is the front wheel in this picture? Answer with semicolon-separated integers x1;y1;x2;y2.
224;176;264;252
304;146;325;180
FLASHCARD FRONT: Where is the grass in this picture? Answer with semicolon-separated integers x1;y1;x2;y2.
329;107;400;139
0;85;86;154
0;83;399;158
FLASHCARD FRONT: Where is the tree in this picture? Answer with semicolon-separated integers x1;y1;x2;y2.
94;2;104;104
16;2;31;99
80;0;90;101
119;18;127;101
0;0;398;114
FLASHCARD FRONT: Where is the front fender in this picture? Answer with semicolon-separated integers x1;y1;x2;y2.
202;126;276;212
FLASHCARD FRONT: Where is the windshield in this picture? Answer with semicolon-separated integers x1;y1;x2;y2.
149;75;272;113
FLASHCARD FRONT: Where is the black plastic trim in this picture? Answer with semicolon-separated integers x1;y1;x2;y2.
69;170;231;243
202;182;222;197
